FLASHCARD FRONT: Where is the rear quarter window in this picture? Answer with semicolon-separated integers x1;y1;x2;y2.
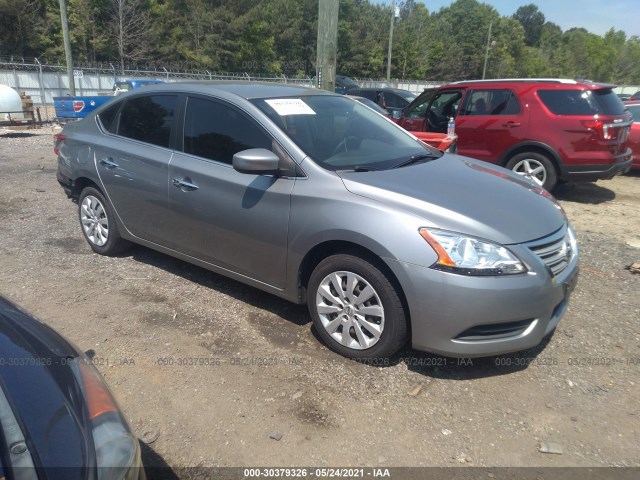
97;102;120;133
538;89;626;115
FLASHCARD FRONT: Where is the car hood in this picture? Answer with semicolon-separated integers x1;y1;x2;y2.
338;155;565;245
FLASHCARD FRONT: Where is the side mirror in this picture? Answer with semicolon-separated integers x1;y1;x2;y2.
392;110;402;120
232;148;280;175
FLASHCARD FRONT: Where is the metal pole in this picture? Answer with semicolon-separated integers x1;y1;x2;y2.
482;21;493;80
34;58;49;122
58;0;75;96
316;0;339;92
386;1;395;82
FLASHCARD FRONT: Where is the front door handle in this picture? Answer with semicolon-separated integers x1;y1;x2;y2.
99;157;119;169
172;177;199;191
502;121;521;128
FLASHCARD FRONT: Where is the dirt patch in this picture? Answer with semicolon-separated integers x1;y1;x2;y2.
44;236;87;254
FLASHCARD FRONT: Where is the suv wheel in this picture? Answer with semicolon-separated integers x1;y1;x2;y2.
78;187;129;255
307;254;408;359
506;152;558;191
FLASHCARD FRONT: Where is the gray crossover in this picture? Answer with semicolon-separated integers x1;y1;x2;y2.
56;82;579;359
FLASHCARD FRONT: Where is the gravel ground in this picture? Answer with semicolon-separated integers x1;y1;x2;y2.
1;128;639;473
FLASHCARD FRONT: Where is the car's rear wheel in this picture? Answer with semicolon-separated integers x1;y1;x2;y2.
78;187;128;255
506;152;558;191
307;253;407;359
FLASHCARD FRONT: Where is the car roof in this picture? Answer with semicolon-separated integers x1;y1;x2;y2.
120;81;331;100
360;87;409;93
443;78;617;89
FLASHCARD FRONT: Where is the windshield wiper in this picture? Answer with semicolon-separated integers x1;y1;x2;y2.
391;153;440;169
337;165;379;172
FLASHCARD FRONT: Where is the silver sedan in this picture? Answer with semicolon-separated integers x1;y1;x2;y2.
56;82;579;359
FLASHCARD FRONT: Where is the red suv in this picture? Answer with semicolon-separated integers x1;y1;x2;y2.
397;79;633;190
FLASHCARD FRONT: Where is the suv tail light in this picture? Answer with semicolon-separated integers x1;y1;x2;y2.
72;100;85;113
53;133;66;155
581;119;628;141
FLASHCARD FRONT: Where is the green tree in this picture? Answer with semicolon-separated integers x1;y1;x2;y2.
512;4;545;47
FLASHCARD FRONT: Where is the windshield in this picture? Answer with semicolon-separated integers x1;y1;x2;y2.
395;90;417;101
252;95;437;171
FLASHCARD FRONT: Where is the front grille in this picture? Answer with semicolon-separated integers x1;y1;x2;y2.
528;229;572;277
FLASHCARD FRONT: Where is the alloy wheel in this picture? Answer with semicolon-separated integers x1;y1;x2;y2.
511;158;547;186
80;195;109;246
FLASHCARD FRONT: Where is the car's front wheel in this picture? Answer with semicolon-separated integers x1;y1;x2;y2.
307;253;408;359
78;186;128;255
505;152;558;191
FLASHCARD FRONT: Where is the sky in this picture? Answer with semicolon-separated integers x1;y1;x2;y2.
377;0;640;37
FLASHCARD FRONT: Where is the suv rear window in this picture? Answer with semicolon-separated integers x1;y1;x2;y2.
538;89;626;115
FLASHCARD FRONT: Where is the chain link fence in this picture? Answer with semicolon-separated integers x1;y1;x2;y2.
2;56;638;113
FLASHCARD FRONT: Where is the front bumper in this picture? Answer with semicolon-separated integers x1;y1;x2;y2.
386;228;579;357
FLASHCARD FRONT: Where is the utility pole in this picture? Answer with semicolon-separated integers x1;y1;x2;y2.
482;21;493;80
316;0;339;92
386;1;396;82
58;0;75;96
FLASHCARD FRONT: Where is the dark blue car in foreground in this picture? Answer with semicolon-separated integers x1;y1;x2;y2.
0;296;144;480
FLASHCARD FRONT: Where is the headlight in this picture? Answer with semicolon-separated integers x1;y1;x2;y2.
419;228;526;275
72;358;141;480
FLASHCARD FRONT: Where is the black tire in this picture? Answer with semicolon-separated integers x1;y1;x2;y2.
505;151;558;191
78;186;129;255
307;253;408;359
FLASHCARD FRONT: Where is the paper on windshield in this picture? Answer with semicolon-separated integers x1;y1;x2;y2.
265;98;316;116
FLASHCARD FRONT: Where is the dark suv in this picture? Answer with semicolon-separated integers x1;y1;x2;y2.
358;87;416;117
397;79;633;190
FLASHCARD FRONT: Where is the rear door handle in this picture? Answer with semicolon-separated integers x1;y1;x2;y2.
172;177;199;191
502;121;521;128
99;157;119;169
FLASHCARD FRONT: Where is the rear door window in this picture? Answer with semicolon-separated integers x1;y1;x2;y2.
182;96;272;165
382;92;406;109
538;89;626;115
460;89;521;116
117;94;177;148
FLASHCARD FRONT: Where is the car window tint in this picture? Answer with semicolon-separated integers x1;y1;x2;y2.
183;97;272;164
461;89;520;116
97;102;120;133
538;89;625;115
117;95;177;148
592;89;626;115
429;91;462;117
359;90;377;102
407;90;436;118
383;93;405;109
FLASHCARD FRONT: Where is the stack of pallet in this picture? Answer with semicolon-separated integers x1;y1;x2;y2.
20;92;35;127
